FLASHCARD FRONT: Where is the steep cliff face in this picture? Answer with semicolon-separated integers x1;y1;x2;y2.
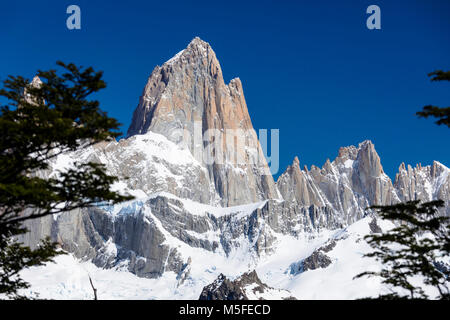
277;140;449;225
127;37;278;207
277;140;400;226
199;271;295;300
394;161;450;215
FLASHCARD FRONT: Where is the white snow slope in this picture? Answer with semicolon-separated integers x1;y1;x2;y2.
9;214;443;300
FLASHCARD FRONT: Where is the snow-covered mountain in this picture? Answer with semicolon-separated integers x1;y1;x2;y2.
15;215;447;299
127;37;279;207
17;37;450;300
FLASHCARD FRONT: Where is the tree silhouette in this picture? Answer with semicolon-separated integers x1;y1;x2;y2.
416;70;450;127
355;201;449;299
0;62;133;298
356;70;450;300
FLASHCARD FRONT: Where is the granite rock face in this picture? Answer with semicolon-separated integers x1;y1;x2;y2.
299;251;332;272
394;161;450;216
23;75;43;105
278;140;405;227
127;37;279;207
21;205;185;279
199;271;295;300
289;240;336;275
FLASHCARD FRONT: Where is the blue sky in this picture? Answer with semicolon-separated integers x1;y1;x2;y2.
0;0;449;179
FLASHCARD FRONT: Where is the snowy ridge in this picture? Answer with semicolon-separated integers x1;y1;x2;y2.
46;130;219;205
97;191;268;222
27;134;449;300
14;215;443;299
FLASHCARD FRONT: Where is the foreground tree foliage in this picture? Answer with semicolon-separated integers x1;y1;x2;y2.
355;201;449;299
0;62;133;298
416;70;450;128
357;70;450;300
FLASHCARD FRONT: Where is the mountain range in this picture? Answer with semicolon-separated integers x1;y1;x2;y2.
17;37;449;299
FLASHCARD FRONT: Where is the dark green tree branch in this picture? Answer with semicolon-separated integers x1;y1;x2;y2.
416;70;450;127
0;62;134;298
355;201;449;299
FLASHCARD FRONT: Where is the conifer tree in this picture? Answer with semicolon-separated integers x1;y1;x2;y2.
0;61;133;298
356;70;450;300
355;201;449;299
416;70;450;127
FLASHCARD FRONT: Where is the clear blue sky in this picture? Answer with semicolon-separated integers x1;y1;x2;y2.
0;0;449;179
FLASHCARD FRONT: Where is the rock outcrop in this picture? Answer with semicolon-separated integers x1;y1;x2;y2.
199;271;295;300
394;161;450;215
277;140;401;226
21;204;185;279
289;240;336;275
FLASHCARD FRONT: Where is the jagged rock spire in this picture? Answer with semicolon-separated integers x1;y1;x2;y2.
126;37;279;206
394;160;449;215
127;37;224;137
23;75;43;105
30;75;42;87
277;140;400;223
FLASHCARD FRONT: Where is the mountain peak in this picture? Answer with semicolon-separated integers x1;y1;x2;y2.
23;75;43;105
127;37;222;138
187;36;211;51
433;160;448;169
358;140;374;148
126;37;278;206
355;140;384;176
31;75;42;87
163;37;216;69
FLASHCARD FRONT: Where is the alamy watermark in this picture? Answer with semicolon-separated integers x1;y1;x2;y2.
366;5;381;30
66;5;81;30
65;5;382;31
167;122;280;176
61;4;381;174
